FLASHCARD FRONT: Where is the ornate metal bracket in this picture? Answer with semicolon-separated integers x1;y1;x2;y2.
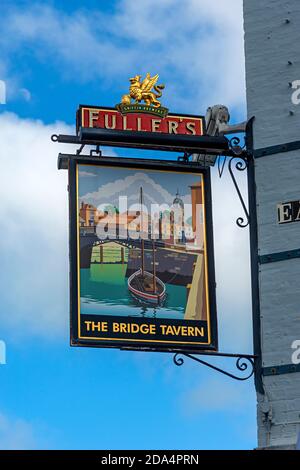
228;155;249;228
173;351;255;381
218;135;250;228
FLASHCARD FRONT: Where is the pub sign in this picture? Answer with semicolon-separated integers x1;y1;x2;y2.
69;74;217;352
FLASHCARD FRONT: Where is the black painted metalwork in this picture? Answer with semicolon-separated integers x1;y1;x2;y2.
259;248;300;264
228;156;249;228
90;144;102;157
216;135;250;228
245;117;264;395
254;139;300;158
228;135;247;156
51;134;79;144
79;127;231;154
188;117;263;390
52;130;235;156
217;156;227;178
57;153;205;171
53;115;263;391
173;352;255;381
177;152;192;163
262;363;300;376
76;144;85;155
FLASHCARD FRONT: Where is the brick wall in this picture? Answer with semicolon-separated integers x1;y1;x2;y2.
243;0;300;449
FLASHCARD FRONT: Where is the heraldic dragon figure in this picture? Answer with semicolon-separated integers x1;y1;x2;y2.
121;73;165;108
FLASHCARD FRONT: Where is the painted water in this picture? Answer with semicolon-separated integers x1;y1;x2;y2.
80;264;187;319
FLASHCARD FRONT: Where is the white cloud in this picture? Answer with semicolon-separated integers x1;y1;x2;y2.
180;376;255;415
0;412;37;450
19;88;31;102
0;112;75;338
114;0;246;111
0;410;55;449
0;59;31;105
1;1;245;113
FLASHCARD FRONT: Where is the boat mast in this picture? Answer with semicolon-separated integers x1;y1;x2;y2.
152;240;157;294
140;187;145;277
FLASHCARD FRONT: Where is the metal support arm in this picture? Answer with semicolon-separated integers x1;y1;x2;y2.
173;352;256;381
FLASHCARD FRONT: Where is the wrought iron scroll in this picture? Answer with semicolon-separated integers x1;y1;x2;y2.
228;156;249;228
218;136;250;228
173;352;255;381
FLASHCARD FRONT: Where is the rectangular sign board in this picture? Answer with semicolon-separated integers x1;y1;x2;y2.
76;105;205;137
69;157;217;352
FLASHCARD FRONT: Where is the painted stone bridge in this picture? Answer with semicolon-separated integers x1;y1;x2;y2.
79;229;198;287
79;229;165;269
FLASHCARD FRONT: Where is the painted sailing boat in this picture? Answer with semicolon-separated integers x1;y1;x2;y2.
128;187;166;304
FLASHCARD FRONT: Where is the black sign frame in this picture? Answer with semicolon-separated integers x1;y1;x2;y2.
68;155;218;353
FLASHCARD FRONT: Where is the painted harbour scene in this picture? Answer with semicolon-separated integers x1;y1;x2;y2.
78;164;208;321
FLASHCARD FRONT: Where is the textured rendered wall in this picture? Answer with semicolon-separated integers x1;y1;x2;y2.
243;0;300;449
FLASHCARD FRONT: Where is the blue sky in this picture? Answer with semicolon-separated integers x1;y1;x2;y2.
0;0;256;450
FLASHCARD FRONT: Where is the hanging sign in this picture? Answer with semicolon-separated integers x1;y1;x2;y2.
69;158;217;352
69;73;217;352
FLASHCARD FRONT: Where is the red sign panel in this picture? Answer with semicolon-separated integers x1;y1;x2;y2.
77;106;205;137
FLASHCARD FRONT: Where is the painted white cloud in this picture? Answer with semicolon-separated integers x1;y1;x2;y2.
80;171;190;208
1;1;245;113
78;170;97;177
0;112;252;352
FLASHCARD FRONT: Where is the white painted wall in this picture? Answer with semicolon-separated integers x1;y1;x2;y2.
243;0;300;449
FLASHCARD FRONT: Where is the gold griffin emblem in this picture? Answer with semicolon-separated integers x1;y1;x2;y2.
116;73;168;118
122;73;165;107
